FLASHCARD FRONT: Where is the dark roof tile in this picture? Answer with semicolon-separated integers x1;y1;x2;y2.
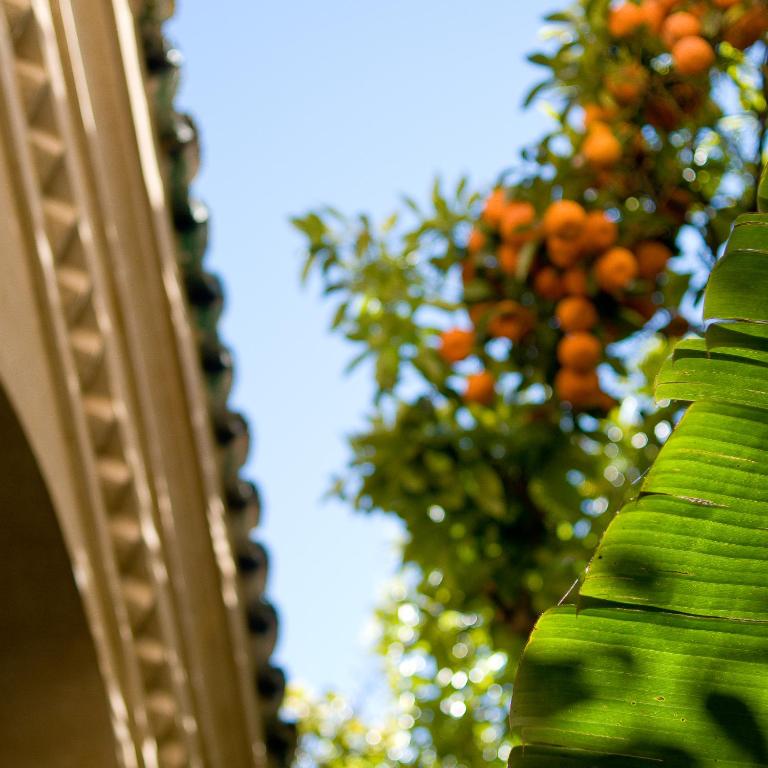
139;5;295;763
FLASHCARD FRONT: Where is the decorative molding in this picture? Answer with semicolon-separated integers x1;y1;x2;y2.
136;3;296;765
0;0;199;764
0;0;285;765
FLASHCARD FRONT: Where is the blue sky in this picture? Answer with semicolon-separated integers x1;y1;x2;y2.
166;1;560;698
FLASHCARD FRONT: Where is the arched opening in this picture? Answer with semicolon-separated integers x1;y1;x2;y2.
0;384;120;767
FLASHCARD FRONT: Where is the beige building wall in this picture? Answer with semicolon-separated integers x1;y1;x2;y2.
0;1;286;765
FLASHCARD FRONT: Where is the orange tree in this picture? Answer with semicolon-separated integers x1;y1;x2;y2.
292;1;768;765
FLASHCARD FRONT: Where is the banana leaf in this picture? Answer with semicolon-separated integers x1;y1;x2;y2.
508;193;768;766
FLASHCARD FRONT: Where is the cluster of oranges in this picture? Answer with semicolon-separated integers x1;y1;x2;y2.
609;0;768;68
586;1;768;170
440;194;672;409
436;0;766;411
609;2;714;72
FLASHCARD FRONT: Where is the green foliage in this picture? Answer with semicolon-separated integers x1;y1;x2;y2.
291;0;768;765
294;178;474;396
288;571;516;767
286;687;404;767
344;392;673;627
509;208;768;765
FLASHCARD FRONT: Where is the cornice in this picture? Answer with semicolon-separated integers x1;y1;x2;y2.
0;0;288;765
0;0;206;764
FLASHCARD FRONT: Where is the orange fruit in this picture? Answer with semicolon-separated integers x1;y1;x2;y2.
640;0;666;34
555;367;601;408
481;188;507;227
594;247;638;292
467;227;486;255
543;200;587;240
547;235;584;268
562;268;589;296
582;102;618;130
464;371;495;406
497;243;519;275
713;0;739;7
609;2;645;37
672;36;715;75
439;328;475;363
661;11;701;47
487;300;535;342
557;333;602;371
499;201;536;243
581;211;618;253
635;240;672;278
533;267;563;301
606;62;649;105
555;296;599;332
583;124;622;167
723;6;768;49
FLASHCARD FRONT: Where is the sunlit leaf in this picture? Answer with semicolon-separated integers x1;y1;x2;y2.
509;204;768;766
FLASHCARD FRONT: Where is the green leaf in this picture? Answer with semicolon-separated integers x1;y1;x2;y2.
375;348;399;392
655;327;768;409
330;302;348;329
584;401;768;619
704;216;768;322
381;212;398;233
662;270;692;309
523;79;554;108
509;201;768;765
412;347;446;387
511;606;768;766
543;11;572;23
470;464;506;519
527;53;552;67
300;252;316;283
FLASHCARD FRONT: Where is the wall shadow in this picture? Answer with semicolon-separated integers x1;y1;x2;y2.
0;384;120;766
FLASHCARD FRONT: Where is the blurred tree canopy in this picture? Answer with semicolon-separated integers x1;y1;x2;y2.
289;1;768;765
